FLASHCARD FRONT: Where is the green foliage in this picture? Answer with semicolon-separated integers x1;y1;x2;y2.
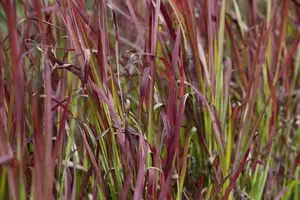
0;0;299;199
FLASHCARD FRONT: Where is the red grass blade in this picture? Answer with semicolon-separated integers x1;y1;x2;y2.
222;147;251;200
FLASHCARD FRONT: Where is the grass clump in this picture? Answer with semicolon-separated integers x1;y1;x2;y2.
0;0;299;199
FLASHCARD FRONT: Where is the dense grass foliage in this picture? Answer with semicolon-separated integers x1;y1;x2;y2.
0;0;299;199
